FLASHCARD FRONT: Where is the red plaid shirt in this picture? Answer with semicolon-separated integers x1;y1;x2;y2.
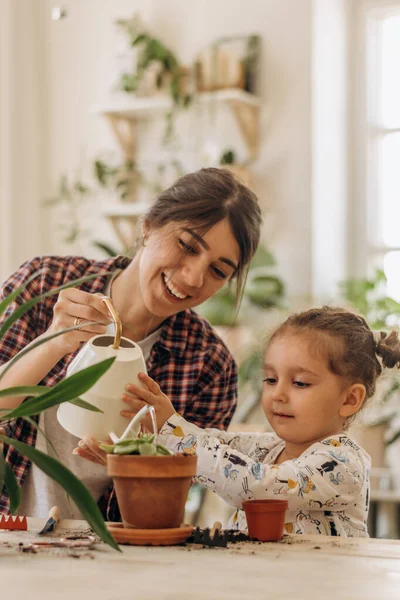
0;255;237;519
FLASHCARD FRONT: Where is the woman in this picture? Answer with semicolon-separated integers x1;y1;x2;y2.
0;167;262;520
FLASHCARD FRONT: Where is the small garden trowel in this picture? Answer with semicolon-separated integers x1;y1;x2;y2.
38;506;60;535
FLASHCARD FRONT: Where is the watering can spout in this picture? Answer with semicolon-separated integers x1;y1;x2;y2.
110;405;158;444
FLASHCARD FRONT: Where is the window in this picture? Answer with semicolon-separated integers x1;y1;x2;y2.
364;5;400;301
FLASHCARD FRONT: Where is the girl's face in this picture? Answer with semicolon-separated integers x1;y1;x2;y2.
138;218;240;319
261;333;362;451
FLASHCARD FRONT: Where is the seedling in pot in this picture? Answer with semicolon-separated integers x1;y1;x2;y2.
101;404;172;456
100;433;172;456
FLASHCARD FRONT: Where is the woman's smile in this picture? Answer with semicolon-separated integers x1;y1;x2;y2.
161;272;192;302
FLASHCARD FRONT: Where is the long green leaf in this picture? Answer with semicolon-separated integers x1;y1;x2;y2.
0;386;45;398
22;415;60;461
0;270;43;319
0;435;120;551
4;463;21;514
0;320;102;383
0;270;112;341
69;398;103;413
0;387;102;414
2;358;115;420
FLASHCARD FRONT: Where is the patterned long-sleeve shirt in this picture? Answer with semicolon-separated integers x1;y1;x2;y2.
158;414;371;537
0;255;238;518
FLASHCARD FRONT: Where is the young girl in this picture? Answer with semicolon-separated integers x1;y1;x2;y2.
122;306;400;537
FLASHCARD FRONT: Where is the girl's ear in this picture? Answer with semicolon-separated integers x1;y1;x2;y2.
339;383;366;418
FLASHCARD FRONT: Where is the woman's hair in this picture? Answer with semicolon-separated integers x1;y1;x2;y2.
143;167;262;300
270;306;400;405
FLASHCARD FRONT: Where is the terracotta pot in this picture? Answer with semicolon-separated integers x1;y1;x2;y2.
243;499;288;541
107;454;197;529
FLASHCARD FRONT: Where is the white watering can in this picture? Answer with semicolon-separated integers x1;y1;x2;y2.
57;297;147;441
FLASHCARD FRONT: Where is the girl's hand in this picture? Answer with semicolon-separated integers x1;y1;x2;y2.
47;289;111;355
72;436;107;467
121;373;175;432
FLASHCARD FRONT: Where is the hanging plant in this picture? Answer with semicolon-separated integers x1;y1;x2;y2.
116;15;192;144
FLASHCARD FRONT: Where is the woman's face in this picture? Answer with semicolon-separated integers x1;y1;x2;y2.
138;218;240;319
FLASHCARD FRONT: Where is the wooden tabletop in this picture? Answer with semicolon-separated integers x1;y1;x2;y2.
1;519;399;599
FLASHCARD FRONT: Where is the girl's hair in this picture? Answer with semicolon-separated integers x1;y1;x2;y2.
270;306;400;403
143;167;262;300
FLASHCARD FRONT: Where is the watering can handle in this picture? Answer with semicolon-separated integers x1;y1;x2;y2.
101;296;122;349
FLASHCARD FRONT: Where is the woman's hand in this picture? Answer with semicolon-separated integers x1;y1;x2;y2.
72;436;108;467
121;373;175;432
47;289;111;354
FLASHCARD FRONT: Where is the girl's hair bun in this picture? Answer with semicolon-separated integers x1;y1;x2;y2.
374;330;400;369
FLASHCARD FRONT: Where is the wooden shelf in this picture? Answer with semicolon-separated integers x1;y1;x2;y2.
92;88;261;162
101;202;148;250
92;88;260;119
95;88;261;247
101;202;148;218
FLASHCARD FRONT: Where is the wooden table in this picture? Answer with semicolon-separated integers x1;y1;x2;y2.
1;519;400;599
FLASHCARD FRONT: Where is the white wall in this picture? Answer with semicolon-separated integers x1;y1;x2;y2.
41;0;314;303
3;0;319;303
0;0;46;278
311;0;351;302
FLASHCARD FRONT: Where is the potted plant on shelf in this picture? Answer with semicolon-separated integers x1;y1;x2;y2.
116;14;192;144
100;406;197;543
0;271;121;550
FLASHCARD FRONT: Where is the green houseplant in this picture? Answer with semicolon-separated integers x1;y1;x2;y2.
197;244;285;328
0;271;121;550
116;15;192;144
340;269;400;450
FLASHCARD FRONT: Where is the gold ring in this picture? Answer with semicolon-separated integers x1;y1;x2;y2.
74;317;83;327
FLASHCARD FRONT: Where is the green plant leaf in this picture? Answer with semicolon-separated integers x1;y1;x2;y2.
139;442;157;456
114;441;140;455
64;227;79;244
69;398;103;413
156;443;172;456
245;271;284;307
22;415;60;461
0;435;120;551
99;443;115;454
0;385;46;398
0;271;112;342
386;430;400;446
1;358;115;420
248;245;276;269
3;463;21;514
0;319;102;383
92;240;120;257
0;270;43;319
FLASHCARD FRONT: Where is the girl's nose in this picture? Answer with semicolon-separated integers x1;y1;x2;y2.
270;383;289;403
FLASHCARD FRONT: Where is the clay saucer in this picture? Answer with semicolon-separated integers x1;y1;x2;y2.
106;522;194;546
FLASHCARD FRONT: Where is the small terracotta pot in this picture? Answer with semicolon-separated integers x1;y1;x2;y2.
107;454;197;529
243;499;288;541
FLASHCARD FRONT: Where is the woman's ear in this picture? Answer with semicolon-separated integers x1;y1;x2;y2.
141;219;151;244
339;383;366;418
